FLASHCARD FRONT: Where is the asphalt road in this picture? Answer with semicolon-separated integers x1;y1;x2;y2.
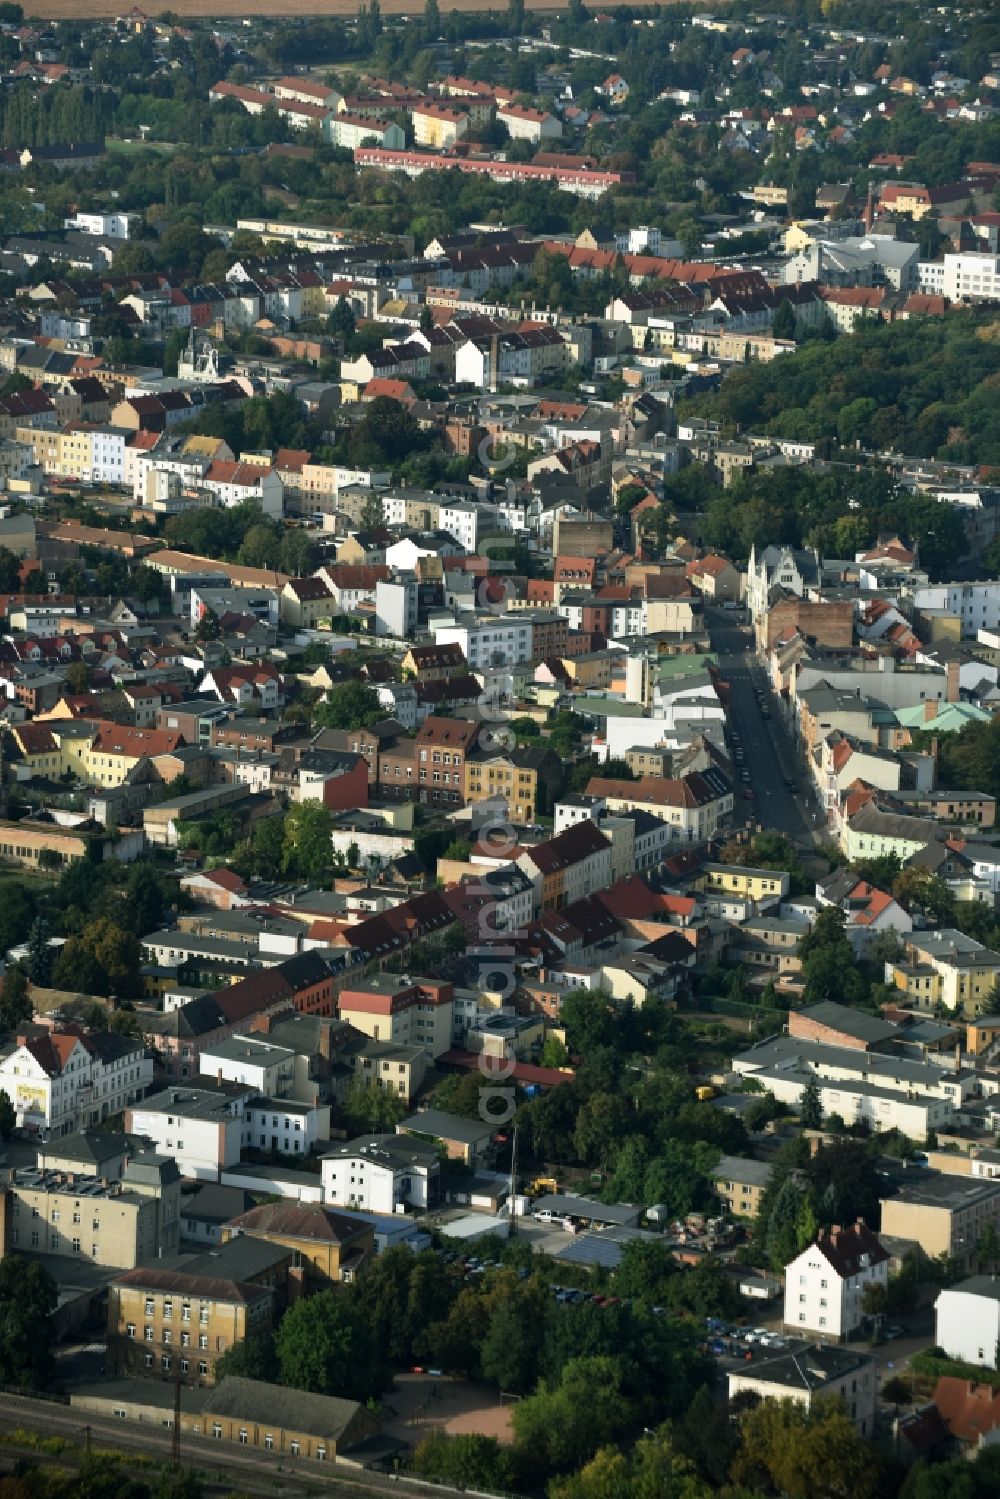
706;608;821;845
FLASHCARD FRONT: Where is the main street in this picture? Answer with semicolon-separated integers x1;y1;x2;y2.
705;605;822;846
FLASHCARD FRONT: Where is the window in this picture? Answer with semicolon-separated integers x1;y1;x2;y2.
198;1362;208;1378
180;1359;189;1374
239;1429;248;1445
212;1424;222;1440
316;1446;326;1461
290;1442;300;1456
145;1327;154;1342
198;1335;208;1350
819;1317;827;1328
161;1356;171;1372
264;1435;274;1450
181;1333;190;1348
144;1353;153;1368
126;1324;136;1339
163;1330;172;1345
145;1300;155;1316
72;1237;81;1253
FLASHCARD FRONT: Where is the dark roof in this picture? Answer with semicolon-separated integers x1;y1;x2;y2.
202;1377;367;1443
226;1202;372;1243
180;1184;256;1226
814;1221;889;1278
181;1235;292;1281
112;1267;271;1305
39;1129;128;1166
522;819;610;875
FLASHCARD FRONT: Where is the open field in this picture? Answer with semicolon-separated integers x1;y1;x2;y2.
31;0;672;17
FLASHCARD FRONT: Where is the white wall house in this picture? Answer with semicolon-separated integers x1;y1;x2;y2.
935;1277;1000;1368
0;1033;151;1137
244;1097;328;1155
432;613;533;670
783;1222;889;1341
199;1038;296;1098
320;1135;440;1213
126;1085;249;1183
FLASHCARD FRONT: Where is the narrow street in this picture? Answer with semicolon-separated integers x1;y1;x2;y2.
705;606;823;847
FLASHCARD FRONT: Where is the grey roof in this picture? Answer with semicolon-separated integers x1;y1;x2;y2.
733;1339;874;1393
885;1174;1000;1211
712;1155;773;1188
181;1184;256;1225
794;1000;899;1046
532;1193;643;1227
324;1135;441;1171
734;1033;957;1094
942;1275;1000;1303
203;1376;366;1443
397;1109;495;1146
123;1151;181;1189
180;1235;292;1282
201;1036;295;1067
37;1130;128;1167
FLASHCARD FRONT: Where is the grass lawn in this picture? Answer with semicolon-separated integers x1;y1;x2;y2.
0;869;59;906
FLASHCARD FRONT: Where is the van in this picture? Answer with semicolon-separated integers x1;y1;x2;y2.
533;1208;555;1223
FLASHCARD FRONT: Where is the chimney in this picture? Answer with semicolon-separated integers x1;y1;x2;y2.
250;1013;272;1035
216;1069;222;1084
318;1022;332;1060
924;699;937;722
945;660;960;703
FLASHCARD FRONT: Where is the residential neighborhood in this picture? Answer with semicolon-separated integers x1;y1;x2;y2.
0;0;998;1496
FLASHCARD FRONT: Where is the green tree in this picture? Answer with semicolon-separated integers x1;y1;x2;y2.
539;1035;570;1068
412;1430;516;1492
0;546;22;591
978;981;1000;1017
313;680;381;731
64;660;92;694
0;1091;16;1142
765;1174;807;1272
214;1331;278;1383
193;606;220;643
862;1280;888;1338
733;1394;883;1499
163;326;189;377
799;1072;823;1130
51;917;142;999
0;962;32;1030
0;880;34;954
615;1239;678;1304
282;801;334;883
276;1289;381;1401
976;1222;1000;1273
0;1257;58;1389
881;1373;912;1412
342;1076;406;1135
480;1286;547;1393
772;298;798;340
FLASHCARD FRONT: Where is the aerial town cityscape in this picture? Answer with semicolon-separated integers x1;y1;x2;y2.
0;0;998;1495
